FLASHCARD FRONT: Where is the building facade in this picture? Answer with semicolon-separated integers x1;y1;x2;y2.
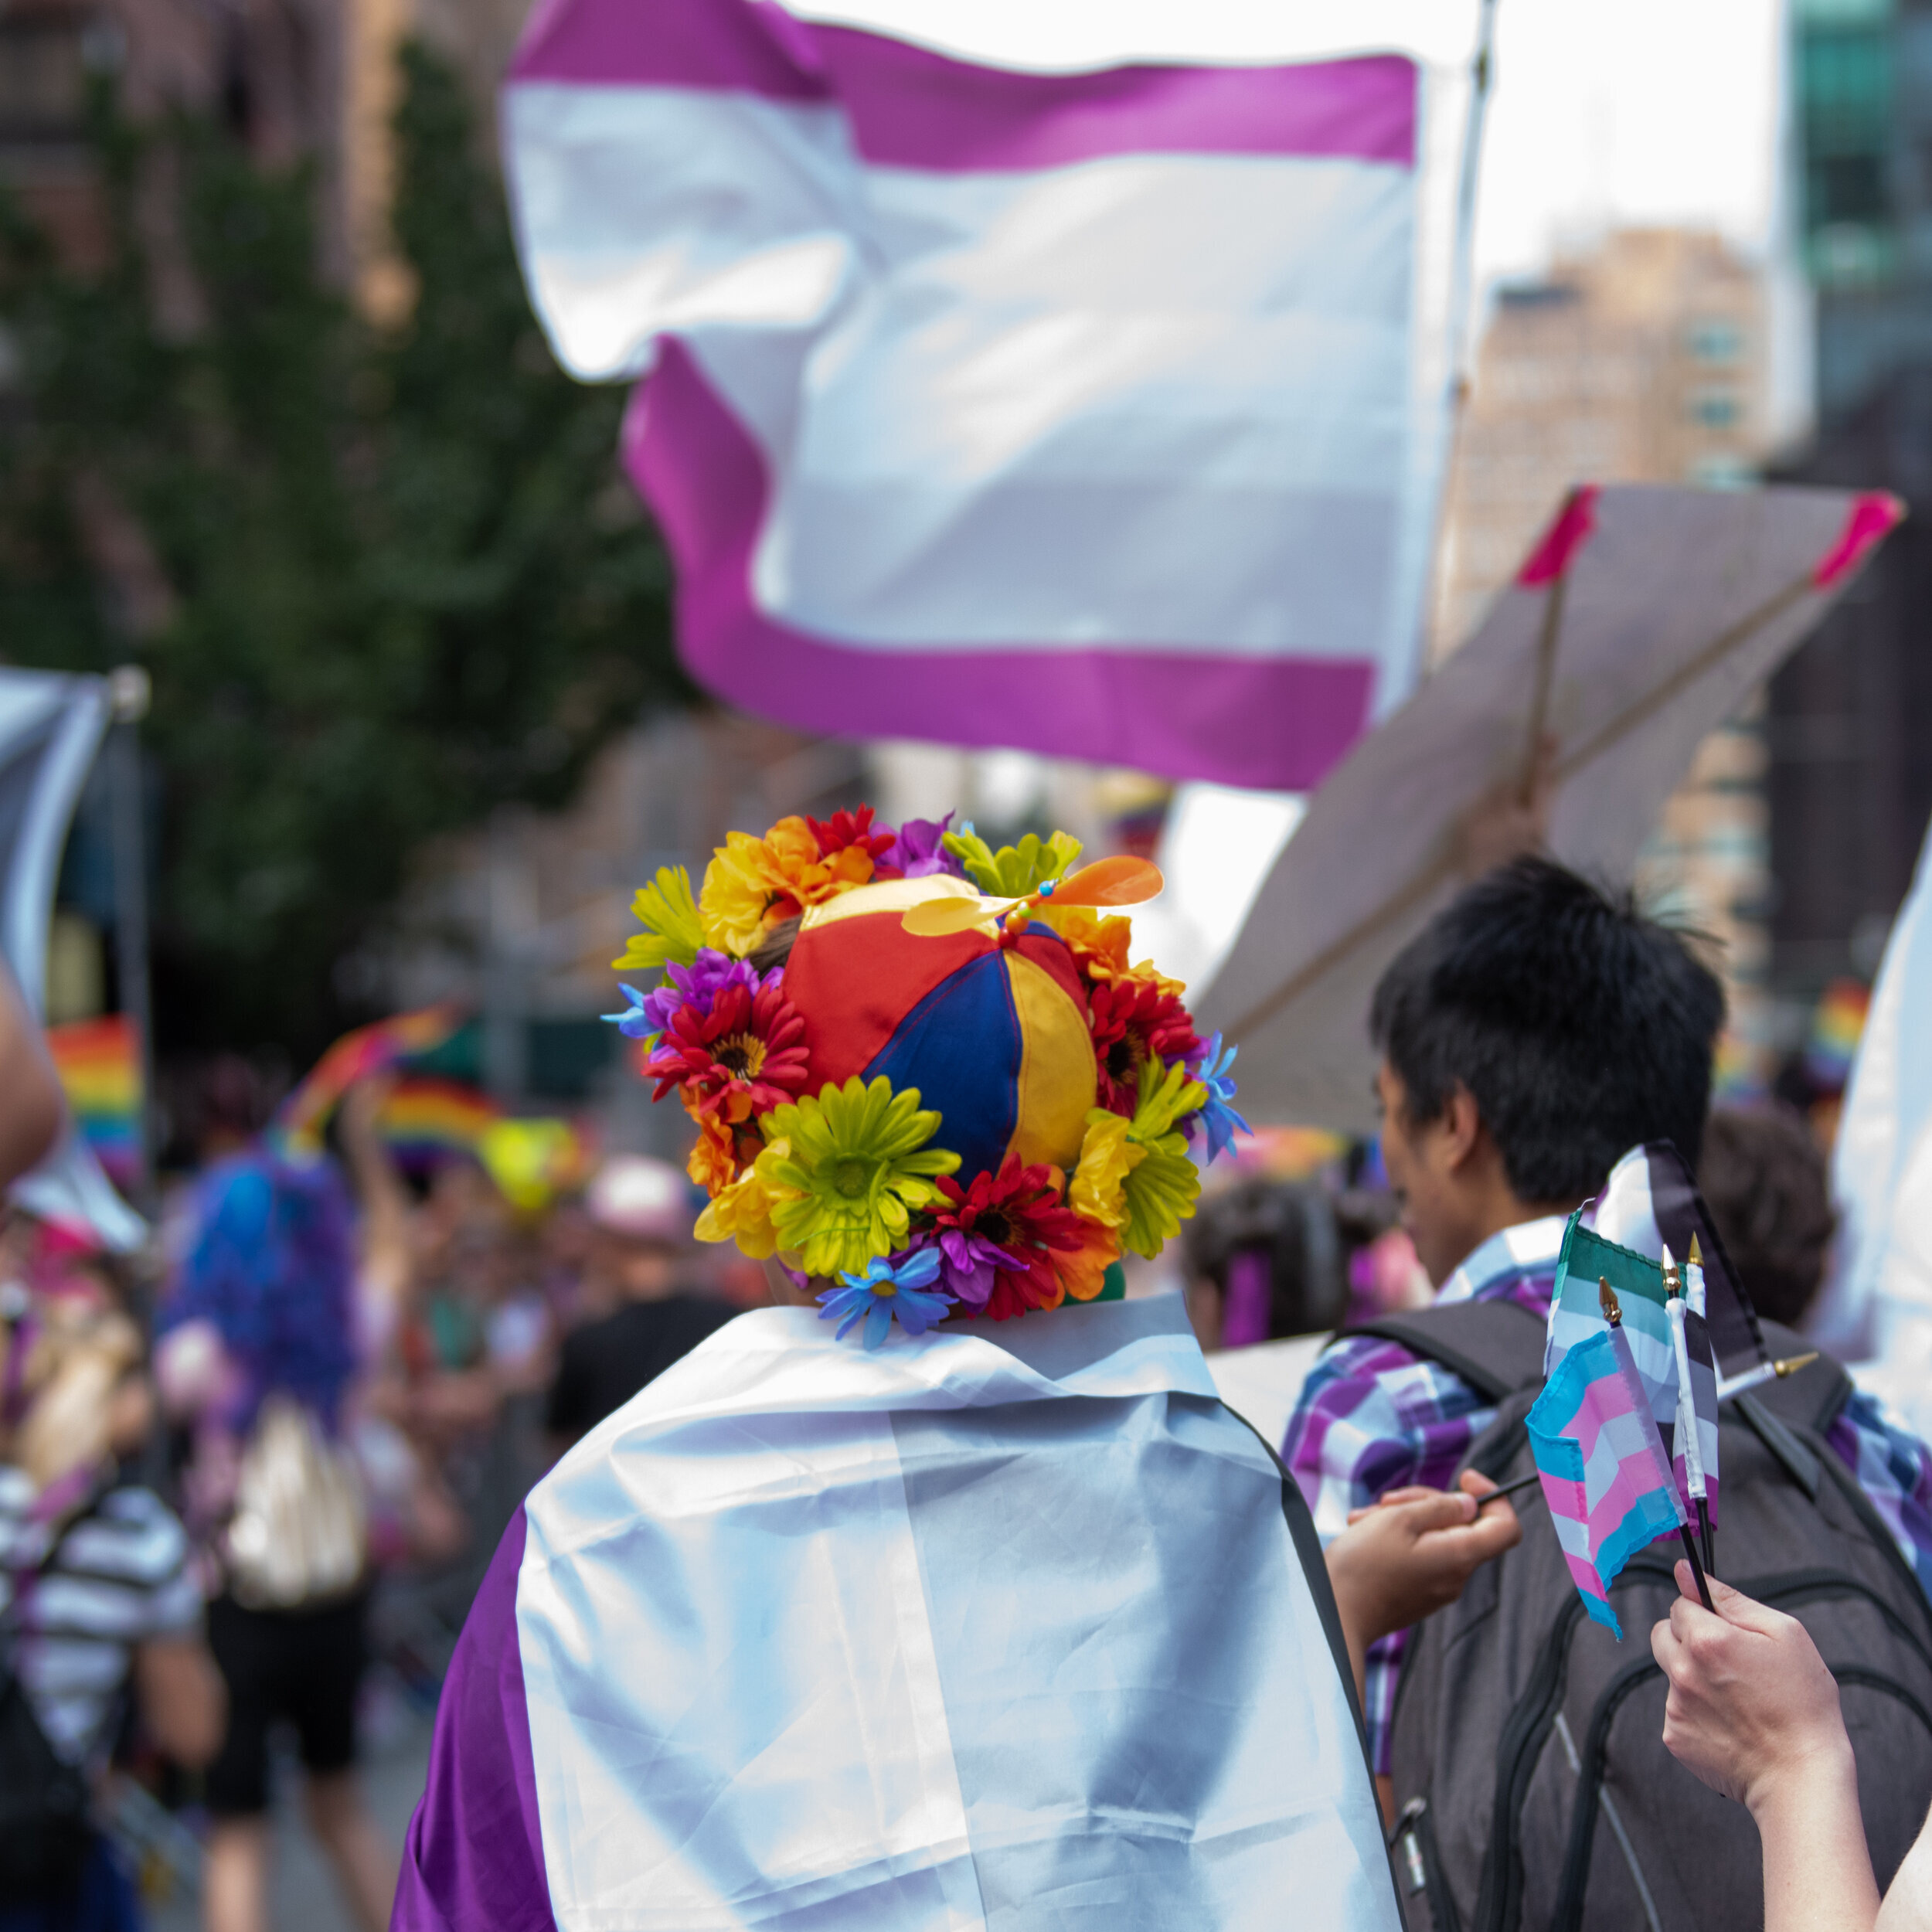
1437;229;1777;1080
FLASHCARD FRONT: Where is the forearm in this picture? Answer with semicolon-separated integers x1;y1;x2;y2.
1750;1746;1879;1932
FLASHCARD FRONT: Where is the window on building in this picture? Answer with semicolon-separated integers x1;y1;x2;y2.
1689;454;1755;491
1688;318;1745;363
1689;388;1743;429
0;20;88;145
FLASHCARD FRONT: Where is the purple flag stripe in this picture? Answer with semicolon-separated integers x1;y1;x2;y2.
510;0;1418;170
625;342;1376;791
393;1508;556;1932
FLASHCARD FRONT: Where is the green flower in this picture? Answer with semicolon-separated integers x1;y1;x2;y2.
614;865;704;974
940;826;1083;897
1129;1056;1207;1142
1115;1056;1206;1259
1120;1132;1200;1259
757;1077;961;1277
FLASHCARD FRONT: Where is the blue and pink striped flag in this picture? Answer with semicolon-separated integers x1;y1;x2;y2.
1529;1311;1687;1638
501;0;1468;787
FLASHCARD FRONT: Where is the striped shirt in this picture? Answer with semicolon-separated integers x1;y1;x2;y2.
0;1468;202;1767
1282;1216;1932;1775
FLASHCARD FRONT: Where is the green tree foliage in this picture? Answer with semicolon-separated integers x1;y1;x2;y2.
0;45;684;1053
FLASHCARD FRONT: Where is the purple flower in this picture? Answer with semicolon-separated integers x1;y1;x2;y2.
624;948;775;1037
924;1224;1025;1314
882;813;965;879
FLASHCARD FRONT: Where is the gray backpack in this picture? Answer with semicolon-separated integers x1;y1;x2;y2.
1357;1300;1932;1932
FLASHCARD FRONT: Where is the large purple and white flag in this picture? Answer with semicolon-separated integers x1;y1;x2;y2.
393;1293;1398;1930
501;0;1469;787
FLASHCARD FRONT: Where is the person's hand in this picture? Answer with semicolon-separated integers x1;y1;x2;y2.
1326;1470;1522;1698
1650;1561;1854;1818
1455;734;1556;880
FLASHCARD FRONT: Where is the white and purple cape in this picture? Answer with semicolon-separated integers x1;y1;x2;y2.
394;1292;1399;1930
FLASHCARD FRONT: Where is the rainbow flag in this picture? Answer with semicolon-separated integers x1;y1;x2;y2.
1806;977;1870;1090
274;1005;465;1153
1529;1316;1687;1638
44;1015;142;1189
379;1077;499;1172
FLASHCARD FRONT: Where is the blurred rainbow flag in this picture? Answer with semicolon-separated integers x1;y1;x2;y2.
379;1076;499;1172
274;1004;465;1154
45;1014;143;1189
1805;978;1870;1091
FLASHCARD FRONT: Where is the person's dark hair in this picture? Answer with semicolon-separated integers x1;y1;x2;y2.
1369;857;1725;1203
1182;1178;1348;1339
1697;1104;1835;1328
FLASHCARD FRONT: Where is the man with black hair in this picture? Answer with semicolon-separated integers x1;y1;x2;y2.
1283;858;1729;1806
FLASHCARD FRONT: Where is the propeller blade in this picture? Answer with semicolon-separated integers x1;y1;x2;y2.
901;895;1015;937
1049;856;1165;908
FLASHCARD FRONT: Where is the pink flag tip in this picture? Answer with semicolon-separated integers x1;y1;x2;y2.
1813;492;1905;589
1516;484;1602;587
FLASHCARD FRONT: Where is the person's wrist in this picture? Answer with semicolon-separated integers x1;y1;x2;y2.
1743;1731;1858;1832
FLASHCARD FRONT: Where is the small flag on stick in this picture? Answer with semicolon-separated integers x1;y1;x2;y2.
1528;1277;1709;1635
1665;1242;1720;1572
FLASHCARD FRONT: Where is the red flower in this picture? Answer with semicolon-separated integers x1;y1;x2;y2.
927;1156;1091;1321
1087;979;1201;1114
808;805;900;876
645;982;811;1124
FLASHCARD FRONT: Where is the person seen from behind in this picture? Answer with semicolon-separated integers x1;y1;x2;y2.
1283;856;1730;1811
1698;1100;1837;1328
155;1081;398;1932
543;1155;730;1451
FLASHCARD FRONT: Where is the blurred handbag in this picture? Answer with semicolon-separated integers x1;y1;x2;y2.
223;1393;368;1610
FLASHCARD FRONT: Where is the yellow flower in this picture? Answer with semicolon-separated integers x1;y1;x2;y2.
695;1138;798;1259
1068;1110;1141;1230
614;865;703;973
757;1076;959;1279
699;831;788;955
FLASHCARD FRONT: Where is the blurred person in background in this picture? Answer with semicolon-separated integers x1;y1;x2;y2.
1;1229;225;1932
1699;1101;1838;1329
155;1095;398;1932
0;958;67;1189
1182;1176;1349;1353
543;1156;730;1451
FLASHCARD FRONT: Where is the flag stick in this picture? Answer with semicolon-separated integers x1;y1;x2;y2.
1678;1524;1716;1613
1475;1469;1544;1509
1696;1496;1714;1577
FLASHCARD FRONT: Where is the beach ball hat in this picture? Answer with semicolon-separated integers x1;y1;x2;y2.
604;809;1247;1346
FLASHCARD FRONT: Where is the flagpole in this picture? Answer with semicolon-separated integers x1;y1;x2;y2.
1423;0;1502;662
107;666;155;1208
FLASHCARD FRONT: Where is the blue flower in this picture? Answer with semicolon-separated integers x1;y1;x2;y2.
601;983;659;1043
816;1246;954;1349
1195;1032;1250;1165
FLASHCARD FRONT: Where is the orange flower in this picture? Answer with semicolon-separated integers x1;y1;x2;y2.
687;1114;739;1197
1054;1213;1119;1302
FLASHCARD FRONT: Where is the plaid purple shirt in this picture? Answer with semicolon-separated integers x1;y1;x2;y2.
1282;1216;1932;1776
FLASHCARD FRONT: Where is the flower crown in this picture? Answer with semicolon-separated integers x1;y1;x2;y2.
605;808;1246;1347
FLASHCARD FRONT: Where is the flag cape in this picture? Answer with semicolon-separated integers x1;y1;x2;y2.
1529;1322;1686;1639
0;668;144;1251
394;1293;1399;1930
501;0;1454;787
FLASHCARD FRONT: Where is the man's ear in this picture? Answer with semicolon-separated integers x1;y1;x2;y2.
1438;1083;1485;1173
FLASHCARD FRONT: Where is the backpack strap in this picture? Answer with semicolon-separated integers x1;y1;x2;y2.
1345;1298;1549;1406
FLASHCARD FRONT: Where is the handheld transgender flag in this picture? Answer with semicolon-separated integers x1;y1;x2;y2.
1546;1196;1723;1526
1529;1285;1689;1638
501;0;1471;787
